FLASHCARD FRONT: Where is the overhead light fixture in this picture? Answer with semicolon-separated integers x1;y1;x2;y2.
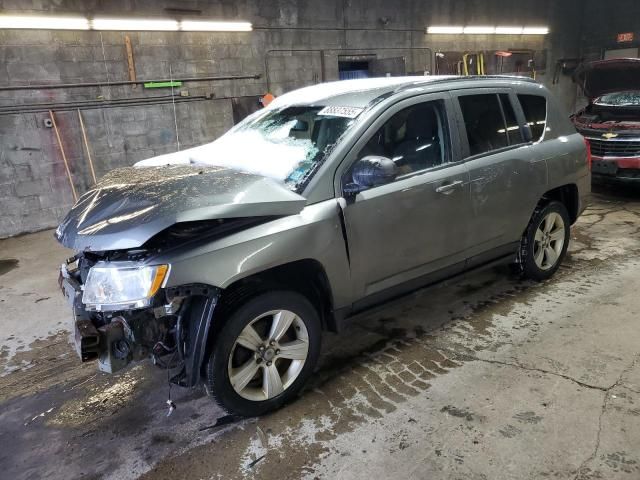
0;15;253;32
92;18;179;31
495;26;524;34
0;15;90;30
427;26;464;34
180;20;252;32
427;25;549;35
463;26;496;34
523;27;549;35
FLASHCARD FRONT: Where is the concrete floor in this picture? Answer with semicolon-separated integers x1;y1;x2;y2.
1;184;639;480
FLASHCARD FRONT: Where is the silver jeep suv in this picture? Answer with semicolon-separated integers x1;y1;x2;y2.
56;76;590;416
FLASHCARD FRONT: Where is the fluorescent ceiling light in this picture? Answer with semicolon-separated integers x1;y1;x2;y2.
92;18;179;31
463;26;496;34
495;26;524;34
427;25;549;35
0;15;90;30
523;27;549;34
427;26;464;34
180;20;252;32
0;15;253;32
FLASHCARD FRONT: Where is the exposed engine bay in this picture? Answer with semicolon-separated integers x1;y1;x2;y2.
573;103;640;132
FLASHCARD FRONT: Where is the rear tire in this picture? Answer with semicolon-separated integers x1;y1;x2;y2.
520;201;570;281
205;290;321;417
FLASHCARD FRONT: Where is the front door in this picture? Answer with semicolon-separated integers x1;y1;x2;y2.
338;95;471;301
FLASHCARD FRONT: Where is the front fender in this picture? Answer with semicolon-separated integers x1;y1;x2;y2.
150;199;353;310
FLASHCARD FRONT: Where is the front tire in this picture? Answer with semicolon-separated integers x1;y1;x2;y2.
206;291;321;416
520;201;571;281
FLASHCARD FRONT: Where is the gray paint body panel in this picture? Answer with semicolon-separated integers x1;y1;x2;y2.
148;199;353;309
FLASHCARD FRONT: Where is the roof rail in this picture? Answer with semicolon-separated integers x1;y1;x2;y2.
392;74;539;94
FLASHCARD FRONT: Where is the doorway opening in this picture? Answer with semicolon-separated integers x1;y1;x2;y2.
338;55;407;80
339;60;371;80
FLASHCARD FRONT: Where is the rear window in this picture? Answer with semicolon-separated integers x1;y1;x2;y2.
518;94;547;142
458;94;509;157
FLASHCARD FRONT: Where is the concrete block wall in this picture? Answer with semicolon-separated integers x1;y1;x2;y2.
0;0;584;238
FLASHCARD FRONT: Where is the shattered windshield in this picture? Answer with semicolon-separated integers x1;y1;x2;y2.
595;91;640;106
136;105;361;192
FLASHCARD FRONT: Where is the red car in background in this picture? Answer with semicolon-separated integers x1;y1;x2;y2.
572;58;640;183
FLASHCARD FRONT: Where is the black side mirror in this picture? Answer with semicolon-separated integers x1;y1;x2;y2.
350;155;398;190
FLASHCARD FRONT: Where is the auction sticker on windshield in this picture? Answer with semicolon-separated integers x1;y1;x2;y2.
317;106;364;118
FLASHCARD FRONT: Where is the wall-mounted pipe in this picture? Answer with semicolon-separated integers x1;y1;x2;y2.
0;93;261;115
0;74;261;92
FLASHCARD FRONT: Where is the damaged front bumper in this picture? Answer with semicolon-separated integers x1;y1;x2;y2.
59;259;220;385
59;266;102;363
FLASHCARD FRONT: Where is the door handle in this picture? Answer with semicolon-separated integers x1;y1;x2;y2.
435;180;464;194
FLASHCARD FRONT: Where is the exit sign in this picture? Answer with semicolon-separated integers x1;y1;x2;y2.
617;32;634;43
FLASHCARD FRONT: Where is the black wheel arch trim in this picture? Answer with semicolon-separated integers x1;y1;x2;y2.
166;283;221;388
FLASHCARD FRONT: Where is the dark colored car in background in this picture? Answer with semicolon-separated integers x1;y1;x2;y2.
573;58;640;183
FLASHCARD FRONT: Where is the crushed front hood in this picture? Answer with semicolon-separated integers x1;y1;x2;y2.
55;165;306;251
574;58;640;99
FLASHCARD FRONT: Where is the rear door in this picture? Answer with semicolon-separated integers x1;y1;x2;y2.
452;89;547;260
336;94;472;301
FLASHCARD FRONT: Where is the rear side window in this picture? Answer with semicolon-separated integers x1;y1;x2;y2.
499;94;523;145
458;94;509;157
518;94;547;142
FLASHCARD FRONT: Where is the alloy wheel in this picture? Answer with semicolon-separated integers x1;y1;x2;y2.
227;310;309;401
533;211;566;271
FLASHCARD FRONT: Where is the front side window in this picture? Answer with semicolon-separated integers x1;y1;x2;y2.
518;94;547;142
458;94;510;157
356;100;450;178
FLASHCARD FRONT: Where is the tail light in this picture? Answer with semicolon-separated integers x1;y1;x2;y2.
584;137;592;171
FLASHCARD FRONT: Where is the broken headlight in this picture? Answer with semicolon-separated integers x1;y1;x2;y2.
82;262;169;311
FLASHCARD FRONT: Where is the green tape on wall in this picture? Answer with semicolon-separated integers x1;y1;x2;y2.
143;81;183;88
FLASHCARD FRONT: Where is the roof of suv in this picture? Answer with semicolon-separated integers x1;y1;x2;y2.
268;75;541;110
